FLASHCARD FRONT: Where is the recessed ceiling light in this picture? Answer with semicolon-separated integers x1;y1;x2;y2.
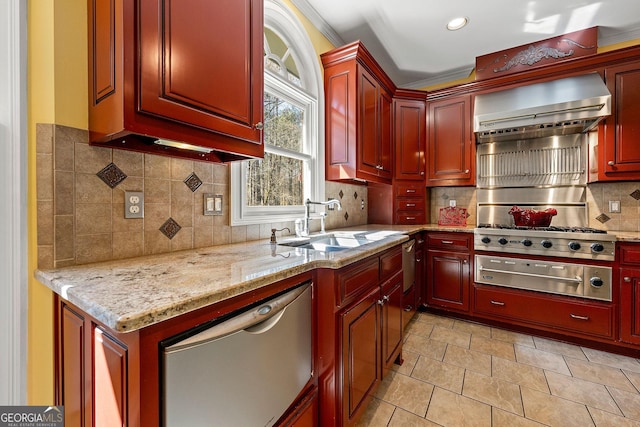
447;16;468;31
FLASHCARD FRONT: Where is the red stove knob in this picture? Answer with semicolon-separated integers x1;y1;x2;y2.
541;240;553;248
568;241;581;251
591;243;605;253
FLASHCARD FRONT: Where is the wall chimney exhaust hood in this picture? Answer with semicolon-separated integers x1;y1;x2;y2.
474;73;611;143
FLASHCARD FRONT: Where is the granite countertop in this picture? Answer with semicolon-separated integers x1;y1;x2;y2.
38;224;459;333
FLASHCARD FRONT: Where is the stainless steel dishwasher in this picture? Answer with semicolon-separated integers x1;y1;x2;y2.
161;281;313;427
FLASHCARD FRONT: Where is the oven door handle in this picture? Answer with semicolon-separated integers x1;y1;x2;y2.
478;266;582;283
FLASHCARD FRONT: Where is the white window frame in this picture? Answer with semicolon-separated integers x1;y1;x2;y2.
231;0;324;226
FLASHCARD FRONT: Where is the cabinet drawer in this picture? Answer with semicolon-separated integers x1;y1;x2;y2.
427;233;471;251
380;246;403;283
338;258;380;306
395;183;425;198
474;285;614;339
395;198;424;211
396;212;426;225
619;244;640;266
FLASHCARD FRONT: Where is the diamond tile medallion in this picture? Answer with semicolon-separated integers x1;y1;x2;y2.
96;162;127;188
184;172;203;192
159;218;181;239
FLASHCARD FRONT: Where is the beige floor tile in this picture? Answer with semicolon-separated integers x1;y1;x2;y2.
392;349;419;376
415;312;456;328
470;335;516;361
582;347;640;373
492;407;547;427
624;369;640;392
492;356;550;393
444;344;492;376
374;371;434;417
545;371;622;415
388;407;441;426
491;328;536;347
462;370;524;415
356;397;395;427
588;407;640;427
426;387;492;427
565;357;637;392
403;334;447;361
515;344;571;375
609;387;640;420
521;386;595;427
453;319;493;338
412;356;465;394
533;337;587;360
430;325;471;348
405;318;435;338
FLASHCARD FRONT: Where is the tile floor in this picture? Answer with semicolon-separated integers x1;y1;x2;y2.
358;312;640;427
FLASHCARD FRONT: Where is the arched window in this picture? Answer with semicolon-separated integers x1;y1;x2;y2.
231;0;323;225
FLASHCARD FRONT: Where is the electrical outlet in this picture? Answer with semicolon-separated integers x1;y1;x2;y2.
449;199;457;207
125;191;144;219
609;200;621;213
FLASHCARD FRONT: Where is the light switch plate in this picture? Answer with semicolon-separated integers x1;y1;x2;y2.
204;194;223;215
609;200;621;213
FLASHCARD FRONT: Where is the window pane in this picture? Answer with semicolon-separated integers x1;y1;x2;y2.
264;93;303;152
245;152;304;207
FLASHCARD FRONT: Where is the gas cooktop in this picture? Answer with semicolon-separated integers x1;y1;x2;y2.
477;224;608;234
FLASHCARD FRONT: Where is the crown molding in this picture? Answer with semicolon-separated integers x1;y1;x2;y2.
289;0;345;48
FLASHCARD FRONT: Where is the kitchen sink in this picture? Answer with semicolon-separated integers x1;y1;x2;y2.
278;231;400;253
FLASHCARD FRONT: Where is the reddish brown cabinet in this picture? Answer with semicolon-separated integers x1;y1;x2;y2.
88;0;264;162
599;61;640;180
426;94;474;186
322;41;395;184
618;243;640;345
394;91;426;181
425;232;472;313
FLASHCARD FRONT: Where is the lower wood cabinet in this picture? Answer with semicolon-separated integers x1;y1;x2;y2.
317;244;403;427
618;243;640;346
425;232;472;313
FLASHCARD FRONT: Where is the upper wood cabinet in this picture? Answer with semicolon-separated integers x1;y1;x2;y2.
598;60;640;180
88;0;264;162
394;90;427;180
426;94;475;186
322;41;396;184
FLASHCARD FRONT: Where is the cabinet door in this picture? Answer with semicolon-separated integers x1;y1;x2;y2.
426;250;470;312
378;89;393;179
394;98;426;180
620;269;640;345
341;286;380;426
138;0;263;144
381;275;403;375
427;95;474;186
358;66;381;177
58;304;86;427
600;62;640;180
93;326;128;427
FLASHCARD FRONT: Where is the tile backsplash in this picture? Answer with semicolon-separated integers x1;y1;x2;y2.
36;124;367;269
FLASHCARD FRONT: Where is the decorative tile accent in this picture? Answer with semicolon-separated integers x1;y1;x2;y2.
630;189;640;200
595;213;611;223
442;193;450;200
96;162;127;188
338;190;344;199
159;218;182;239
344;211;349;221
184;172;203;192
354;191;358;199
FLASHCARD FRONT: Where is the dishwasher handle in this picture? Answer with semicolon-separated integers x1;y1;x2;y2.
165;282;311;354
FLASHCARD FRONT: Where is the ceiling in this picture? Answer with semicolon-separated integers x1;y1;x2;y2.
291;0;640;88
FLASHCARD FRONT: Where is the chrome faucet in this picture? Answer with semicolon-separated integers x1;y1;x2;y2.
302;198;342;236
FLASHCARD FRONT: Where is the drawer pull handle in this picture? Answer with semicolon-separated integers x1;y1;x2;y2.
624;277;631;282
406;203;416;207
570;314;590;321
417;239;425;244
490;300;505;306
441;240;454;244
406;217;416;220
404;305;413;312
416;258;422;262
406;189;417;193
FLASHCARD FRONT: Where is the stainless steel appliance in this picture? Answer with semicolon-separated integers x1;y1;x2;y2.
472;73;615;302
161;282;312;427
402;239;416;292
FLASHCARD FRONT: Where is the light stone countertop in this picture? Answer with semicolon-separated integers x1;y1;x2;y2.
36;225;443;333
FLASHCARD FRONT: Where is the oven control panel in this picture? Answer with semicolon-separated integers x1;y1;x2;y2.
474;229;616;261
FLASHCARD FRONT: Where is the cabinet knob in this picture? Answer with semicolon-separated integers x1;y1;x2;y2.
607;161;614;166
420;171;425;176
255;122;264;130
624;277;631;282
465;169;470;174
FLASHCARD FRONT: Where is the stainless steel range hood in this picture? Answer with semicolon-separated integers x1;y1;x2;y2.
474;73;611;143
